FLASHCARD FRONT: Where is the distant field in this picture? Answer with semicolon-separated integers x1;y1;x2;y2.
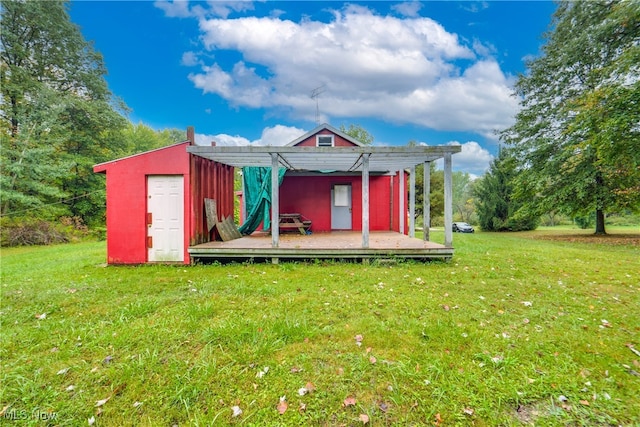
1;228;638;425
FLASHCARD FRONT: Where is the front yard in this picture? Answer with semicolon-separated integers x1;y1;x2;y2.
1;229;638;425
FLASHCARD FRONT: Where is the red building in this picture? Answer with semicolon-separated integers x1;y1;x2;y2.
93;127;234;264
96;124;460;264
277;125;407;233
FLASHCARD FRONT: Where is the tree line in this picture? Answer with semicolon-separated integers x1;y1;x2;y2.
480;1;639;234
1;0;185;244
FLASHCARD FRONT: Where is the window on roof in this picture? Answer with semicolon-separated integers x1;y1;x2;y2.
316;135;334;147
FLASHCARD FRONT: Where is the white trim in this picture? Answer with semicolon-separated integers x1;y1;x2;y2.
316;134;335;147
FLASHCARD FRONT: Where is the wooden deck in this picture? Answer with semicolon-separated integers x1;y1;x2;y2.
189;231;453;263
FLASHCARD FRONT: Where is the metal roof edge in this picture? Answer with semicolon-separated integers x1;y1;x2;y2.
93;141;191;173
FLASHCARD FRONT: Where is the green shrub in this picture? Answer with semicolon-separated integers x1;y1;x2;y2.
0;216;92;247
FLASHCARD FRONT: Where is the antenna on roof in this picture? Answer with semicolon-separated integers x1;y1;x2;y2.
310;84;326;125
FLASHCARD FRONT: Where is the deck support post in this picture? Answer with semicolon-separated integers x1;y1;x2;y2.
271;153;279;249
409;166;416;238
362;153;370;248
241;170;247;223
444;153;453;247
423;161;431;242
399;168;405;235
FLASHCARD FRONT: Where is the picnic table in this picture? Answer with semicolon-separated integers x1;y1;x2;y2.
279;213;311;235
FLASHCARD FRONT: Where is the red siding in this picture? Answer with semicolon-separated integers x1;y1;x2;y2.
94;141;234;264
190;155;235;245
94;143;191;264
279;173;406;232
294;129;358;147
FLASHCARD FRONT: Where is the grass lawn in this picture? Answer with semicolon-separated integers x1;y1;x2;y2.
1;229;638;426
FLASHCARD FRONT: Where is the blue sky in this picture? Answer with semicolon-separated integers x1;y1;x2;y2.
69;1;557;176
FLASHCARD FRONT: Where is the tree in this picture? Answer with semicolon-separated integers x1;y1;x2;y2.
120;122;185;154
405;140;444;226
339;124;374;145
474;151;538;232
500;1;640;235
1;0;127;223
452;171;476;223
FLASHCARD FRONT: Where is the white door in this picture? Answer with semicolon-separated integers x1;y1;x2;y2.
147;175;184;262
331;184;352;229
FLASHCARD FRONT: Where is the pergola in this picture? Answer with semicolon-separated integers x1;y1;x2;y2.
187;145;462;249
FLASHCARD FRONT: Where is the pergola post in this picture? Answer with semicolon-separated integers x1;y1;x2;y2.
409;166;416;237
398;169;405;234
271;153;279;249
362;153;370;248
423;161;431;242
444;153;453;247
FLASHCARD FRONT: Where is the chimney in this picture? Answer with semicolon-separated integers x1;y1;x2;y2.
187;126;195;145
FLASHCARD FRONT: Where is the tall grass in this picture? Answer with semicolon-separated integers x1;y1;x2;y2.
1;230;638;425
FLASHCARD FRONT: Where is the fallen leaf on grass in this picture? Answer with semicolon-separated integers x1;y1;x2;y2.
66;385;75;392
378;402;389;413
35;313;46;320
88;416;95;425
298;402;307;413
463;407;474;415
369;356;377;364
442;305;450;311
343;396;356;407
355;335;363;346
57;368;69;375
579;400;590;406
434;412;443;426
231;405;242;417
95;396;111;407
522;301;532;307
133;401;143;408
359;413;370;424
277;396;288;414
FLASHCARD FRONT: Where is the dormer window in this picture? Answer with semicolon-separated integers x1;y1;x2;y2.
316;135;334;147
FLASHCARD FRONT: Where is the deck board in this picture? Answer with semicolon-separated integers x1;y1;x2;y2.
189;231;453;262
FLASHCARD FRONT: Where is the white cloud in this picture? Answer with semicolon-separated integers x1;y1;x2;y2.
391;2;423;18
163;3;518;136
154;0;254;19
154;1;191;18
194;124;306;146
181;51;200;67
195;133;249;146
434;140;494;176
257;124;307;146
460;1;489;13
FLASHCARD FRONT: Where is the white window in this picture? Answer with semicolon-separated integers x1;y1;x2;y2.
316;135;334;147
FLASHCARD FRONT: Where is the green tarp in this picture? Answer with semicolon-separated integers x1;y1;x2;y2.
238;166;286;235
